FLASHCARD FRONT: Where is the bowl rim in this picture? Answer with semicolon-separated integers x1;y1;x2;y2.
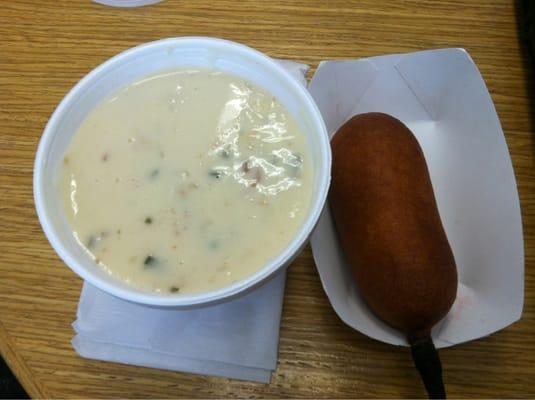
33;36;331;307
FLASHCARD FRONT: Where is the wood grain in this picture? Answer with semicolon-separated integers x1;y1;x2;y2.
1;0;534;398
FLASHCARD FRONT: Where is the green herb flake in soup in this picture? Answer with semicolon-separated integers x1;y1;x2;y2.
59;68;313;294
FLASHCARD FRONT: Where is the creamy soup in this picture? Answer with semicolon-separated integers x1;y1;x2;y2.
60;69;312;294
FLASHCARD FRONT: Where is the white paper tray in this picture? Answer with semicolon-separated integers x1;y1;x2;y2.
308;48;524;348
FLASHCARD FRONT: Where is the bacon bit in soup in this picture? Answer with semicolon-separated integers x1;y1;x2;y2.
208;240;219;250
251;168;264;187
149;168;160;179
209;169;223;179
143;255;159;268
87;231;108;249
218;146;232;159
241;160;250;173
87;235;97;249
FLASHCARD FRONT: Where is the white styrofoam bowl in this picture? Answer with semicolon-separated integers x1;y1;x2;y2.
33;37;331;307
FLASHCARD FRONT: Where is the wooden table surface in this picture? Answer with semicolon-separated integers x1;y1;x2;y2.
1;0;534;398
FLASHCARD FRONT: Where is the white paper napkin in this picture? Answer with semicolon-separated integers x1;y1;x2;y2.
71;59;309;383
73;272;286;383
